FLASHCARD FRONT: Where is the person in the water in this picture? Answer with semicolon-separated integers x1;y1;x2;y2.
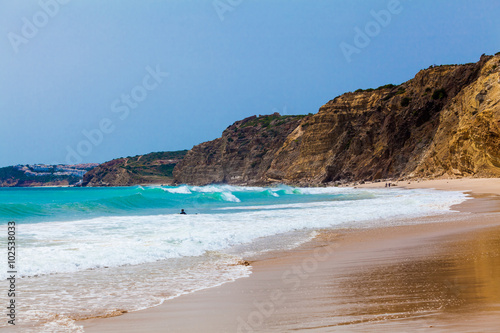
180;209;187;215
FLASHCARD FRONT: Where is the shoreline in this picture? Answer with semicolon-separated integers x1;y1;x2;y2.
81;178;500;332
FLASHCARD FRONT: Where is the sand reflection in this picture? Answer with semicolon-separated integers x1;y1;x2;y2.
333;227;500;328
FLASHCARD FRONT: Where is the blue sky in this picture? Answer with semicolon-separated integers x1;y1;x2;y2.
0;0;498;167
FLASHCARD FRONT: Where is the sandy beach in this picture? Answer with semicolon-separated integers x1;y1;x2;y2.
82;178;500;332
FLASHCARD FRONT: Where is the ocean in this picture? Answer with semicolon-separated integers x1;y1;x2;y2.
0;185;467;332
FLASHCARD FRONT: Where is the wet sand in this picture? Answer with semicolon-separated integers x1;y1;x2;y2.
82;179;500;332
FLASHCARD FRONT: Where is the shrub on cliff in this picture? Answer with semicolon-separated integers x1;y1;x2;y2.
376;84;396;90
432;88;447;100
401;97;411;107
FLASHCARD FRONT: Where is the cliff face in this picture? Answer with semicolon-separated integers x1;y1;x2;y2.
82;151;187;186
175;54;500;185
412;57;500;178
173;114;305;185
267;56;496;184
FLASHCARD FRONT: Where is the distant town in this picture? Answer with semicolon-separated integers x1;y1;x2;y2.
0;163;98;187
15;163;98;178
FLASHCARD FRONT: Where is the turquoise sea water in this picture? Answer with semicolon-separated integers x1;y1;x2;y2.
0;185;375;224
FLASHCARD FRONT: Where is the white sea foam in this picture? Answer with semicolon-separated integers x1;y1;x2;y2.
163;185;192;194
220;191;241;202
2;188;467;280
189;184;278;193
7;253;250;332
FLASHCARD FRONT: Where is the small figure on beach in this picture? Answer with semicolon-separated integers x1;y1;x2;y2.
385;183;388;188
180;209;187;215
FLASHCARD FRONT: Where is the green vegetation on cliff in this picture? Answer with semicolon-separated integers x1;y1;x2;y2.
82;150;188;186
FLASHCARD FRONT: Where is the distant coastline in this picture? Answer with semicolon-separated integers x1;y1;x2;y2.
0;163;98;187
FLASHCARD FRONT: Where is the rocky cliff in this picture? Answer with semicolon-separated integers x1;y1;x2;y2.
174;54;500;185
173;114;306;185
411;57;500;178
82;151;187;186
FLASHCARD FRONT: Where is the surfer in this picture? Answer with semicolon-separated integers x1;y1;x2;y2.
180;209;187;215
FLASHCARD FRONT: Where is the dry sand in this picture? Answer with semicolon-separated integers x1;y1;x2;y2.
82;178;500;332
358;177;500;196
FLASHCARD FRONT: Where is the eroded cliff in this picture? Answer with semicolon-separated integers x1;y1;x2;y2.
173;114;305;185
174;54;500;185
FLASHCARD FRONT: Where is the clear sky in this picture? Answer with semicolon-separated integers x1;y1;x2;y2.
0;0;498;167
